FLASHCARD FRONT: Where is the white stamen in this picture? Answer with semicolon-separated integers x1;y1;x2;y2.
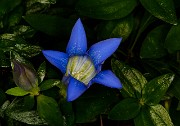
66;55;96;85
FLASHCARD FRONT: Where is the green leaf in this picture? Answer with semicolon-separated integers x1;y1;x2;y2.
2;98;38;123
108;98;141;120
25;1;52;15
76;0;138;20
39;79;61;91
37;61;46;83
6;98;34;112
169;76;180;100
0;34;26;50
97;15;134;41
23;95;35;110
0;0;22;15
137;12;157;38
111;59;147;98
35;0;56;4
37;95;64;126
75;86;119;123
9;110;47;125
14;44;41;58
142;60;172;78
6;87;29;96
134;104;173;126
12;25;36;38
59;99;75;126
142;73;174;105
0;34;26;52
24;14;74;36
134;106;154;126
139;0;177;25
149;104;173;126
165;19;180;53
8;6;23;27
140;25;169;59
0;100;10;118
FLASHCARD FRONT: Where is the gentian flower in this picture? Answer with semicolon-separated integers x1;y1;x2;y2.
42;19;122;101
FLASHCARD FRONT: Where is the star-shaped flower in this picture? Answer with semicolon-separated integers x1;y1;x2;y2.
42;19;122;101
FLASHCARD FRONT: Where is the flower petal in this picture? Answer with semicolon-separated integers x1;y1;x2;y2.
66;18;87;56
42;50;69;73
88;38;122;66
67;77;87;101
92;70;122;89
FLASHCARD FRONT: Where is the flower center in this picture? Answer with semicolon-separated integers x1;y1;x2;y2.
65;55;96;85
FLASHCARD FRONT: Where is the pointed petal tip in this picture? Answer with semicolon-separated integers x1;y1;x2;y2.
42;50;47;54
93;70;123;89
110;37;123;46
76;18;82;23
115;82;123;89
67;77;87;101
67;96;74;102
42;50;55;56
88;38;122;66
42;50;51;57
107;79;123;89
42;50;69;73
66;18;87;56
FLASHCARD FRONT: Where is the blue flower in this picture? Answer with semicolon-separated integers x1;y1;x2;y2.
42;19;122;101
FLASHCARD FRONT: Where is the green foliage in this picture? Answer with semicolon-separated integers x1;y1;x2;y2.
76;0;138;20
39;79;61;91
14;44;42;58
112;59;147;98
139;0;177;25
0;0;180;125
165;19;180;53
6;87;30;96
134;105;173;126
0;0;22;15
142;73;174;105
74;86;119;123
23;95;35;110
111;59;174;125
37;61;46;83
24;14;75;36
170;76;180;100
37;95;64;126
140;25;169;58
0;99;47;125
108;98;141;120
134;106;154;126
59;99;75;126
97;15;134;41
